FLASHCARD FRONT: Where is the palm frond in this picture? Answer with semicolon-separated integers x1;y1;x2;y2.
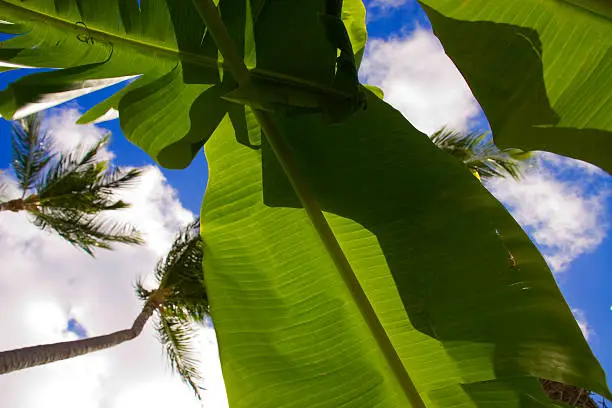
36;136;142;213
92;166;143;197
11;114;54;195
134;279;154;303
155;219;209;321
31;210;143;256
134;220;208;400
430;129;530;180
37;165;142;213
156;314;204;400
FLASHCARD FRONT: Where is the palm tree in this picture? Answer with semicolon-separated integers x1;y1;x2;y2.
0;113;143;254
0;219;208;398
430;128;531;181
541;379;599;408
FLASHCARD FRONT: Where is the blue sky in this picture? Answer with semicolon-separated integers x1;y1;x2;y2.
0;1;611;406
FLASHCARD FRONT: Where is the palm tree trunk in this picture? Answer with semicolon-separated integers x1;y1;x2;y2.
0;198;26;212
541;379;598;408
0;195;41;213
0;298;158;375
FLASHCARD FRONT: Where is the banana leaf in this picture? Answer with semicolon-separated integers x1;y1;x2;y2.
0;1;608;407
419;0;612;174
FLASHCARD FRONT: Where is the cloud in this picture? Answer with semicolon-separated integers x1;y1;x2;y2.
486;153;610;272
0;110;228;408
43;107;115;161
572;309;592;341
359;28;481;134
110;165;195;256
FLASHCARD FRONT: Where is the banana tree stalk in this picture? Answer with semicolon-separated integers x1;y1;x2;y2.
190;1;427;407
0;291;167;375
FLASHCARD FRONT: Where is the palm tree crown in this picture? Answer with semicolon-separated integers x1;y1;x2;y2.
0;113;143;254
431;129;531;181
136;218;208;398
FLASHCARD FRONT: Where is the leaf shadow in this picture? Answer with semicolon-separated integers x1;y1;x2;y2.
258;93;607;394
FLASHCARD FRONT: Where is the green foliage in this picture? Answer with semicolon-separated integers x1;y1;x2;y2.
36;136;140;212
1;1;610;407
418;0;612;174
31;211;141;254
136;219;207;399
201;92;609;408
11;114;52;193
2;115;143;254
31;136;143;254
0;0;367;168
431;129;530;180
155;219;209;321
156;315;204;399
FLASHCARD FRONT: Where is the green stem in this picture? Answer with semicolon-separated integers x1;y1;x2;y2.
191;2;427;407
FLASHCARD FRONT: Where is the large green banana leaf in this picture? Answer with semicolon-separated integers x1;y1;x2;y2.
418;0;612;174
0;1;610;407
201;90;609;408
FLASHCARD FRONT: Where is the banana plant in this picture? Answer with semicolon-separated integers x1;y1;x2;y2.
0;1;609;408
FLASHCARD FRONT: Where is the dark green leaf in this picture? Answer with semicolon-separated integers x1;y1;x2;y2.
11;113;53;193
418;0;612;174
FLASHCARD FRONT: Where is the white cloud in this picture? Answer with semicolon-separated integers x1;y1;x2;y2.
360;28;481;134
111;165;195;257
538;152;608;177
487;153;610;272
0;110;228;408
44;107;114;161
572;309;592;341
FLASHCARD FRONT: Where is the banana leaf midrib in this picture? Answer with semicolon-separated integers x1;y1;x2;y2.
0;0;356;104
